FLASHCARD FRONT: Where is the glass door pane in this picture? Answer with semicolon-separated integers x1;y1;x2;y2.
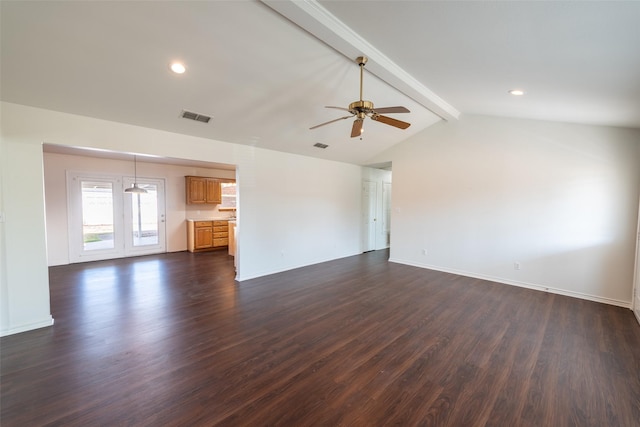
130;184;159;247
81;181;115;251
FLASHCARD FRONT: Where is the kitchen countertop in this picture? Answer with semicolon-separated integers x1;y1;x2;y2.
186;218;234;222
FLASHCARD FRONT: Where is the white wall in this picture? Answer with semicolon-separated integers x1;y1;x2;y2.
236;149;362;279
0;102;363;336
0;137;53;335
43;152;235;265
372;114;640;307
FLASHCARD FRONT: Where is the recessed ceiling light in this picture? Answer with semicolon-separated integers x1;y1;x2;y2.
509;89;525;96
170;62;186;74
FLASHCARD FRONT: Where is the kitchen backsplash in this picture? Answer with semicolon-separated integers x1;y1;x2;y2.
185;205;236;220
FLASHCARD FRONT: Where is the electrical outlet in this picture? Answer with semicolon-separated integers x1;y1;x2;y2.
421;249;427;256
0;211;4;223
514;262;521;270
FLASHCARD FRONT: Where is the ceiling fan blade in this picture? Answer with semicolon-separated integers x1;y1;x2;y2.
310;115;353;130
373;106;410;114
372;114;411;129
351;118;364;138
325;106;351;112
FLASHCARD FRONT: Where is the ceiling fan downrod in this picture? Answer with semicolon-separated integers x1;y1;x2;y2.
357;56;368;102
349;56;374;115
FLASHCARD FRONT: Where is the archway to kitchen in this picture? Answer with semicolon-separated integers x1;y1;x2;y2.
42;144;238;267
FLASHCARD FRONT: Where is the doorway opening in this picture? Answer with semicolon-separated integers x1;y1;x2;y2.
362;164;392;253
43;144;237;268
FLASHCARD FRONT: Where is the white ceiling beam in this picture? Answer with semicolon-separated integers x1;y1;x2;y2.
261;0;460;122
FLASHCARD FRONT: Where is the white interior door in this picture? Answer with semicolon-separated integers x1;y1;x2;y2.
68;172;166;263
362;181;377;252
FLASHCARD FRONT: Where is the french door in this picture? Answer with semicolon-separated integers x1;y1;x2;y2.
67;172;166;263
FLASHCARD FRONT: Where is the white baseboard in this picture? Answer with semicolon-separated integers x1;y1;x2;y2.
237;251;361;282
1;316;55;337
389;257;632;309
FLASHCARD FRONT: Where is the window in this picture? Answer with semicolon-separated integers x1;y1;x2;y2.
220;181;237;210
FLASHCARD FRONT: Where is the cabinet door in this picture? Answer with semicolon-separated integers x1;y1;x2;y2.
186;177;207;204
194;226;213;249
206;179;221;204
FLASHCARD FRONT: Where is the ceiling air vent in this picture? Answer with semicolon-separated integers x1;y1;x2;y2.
313;142;329;149
180;110;211;124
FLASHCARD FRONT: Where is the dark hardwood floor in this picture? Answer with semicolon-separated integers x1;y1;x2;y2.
1;249;639;426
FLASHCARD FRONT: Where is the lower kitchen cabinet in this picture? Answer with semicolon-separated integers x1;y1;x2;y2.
187;220;228;252
212;221;229;247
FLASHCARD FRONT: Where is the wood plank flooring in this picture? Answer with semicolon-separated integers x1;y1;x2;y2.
1;249;639;426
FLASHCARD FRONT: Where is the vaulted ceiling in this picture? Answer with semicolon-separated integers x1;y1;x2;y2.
2;1;639;166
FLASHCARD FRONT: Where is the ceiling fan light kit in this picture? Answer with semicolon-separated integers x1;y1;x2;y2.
310;56;411;138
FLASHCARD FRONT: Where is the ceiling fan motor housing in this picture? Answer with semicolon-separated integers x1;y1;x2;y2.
349;100;374;115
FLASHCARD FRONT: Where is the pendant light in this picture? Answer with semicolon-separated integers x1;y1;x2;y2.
124;155;147;194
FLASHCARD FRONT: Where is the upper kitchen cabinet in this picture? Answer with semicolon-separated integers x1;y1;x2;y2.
185;176;221;205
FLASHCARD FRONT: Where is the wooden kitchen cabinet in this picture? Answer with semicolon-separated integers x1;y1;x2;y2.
194;221;213;250
187;220;228;252
186;176;221;204
212;220;229;247
187;220;213;252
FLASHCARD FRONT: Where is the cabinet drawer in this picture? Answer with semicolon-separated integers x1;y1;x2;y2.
213;226;228;233
213;238;229;247
213;220;228;226
194;221;212;228
214;231;229;239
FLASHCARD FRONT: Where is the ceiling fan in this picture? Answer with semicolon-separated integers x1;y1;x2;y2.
310;56;411;138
